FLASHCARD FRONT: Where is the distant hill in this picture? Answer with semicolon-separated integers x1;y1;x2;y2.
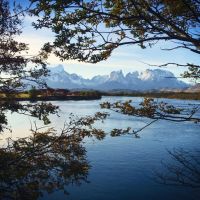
45;65;189;91
185;83;200;92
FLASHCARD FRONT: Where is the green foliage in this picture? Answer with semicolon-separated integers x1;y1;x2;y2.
78;90;101;97
110;127;131;137
0;112;108;199
101;97;200;124
0;0;57;132
100;97;200;139
29;86;38;100
27;0;200;82
182;64;200;83
29;0;200;66
0;2;199;198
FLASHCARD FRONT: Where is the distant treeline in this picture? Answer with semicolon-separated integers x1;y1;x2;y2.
101;91;200;100
0;89;102;101
1;88;200;101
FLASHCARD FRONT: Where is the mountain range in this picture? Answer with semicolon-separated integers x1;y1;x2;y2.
44;65;189;91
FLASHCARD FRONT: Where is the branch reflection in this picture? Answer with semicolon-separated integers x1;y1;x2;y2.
0;112;108;200
155;148;200;189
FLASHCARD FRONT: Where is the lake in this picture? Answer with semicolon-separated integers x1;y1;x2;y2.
2;96;200;200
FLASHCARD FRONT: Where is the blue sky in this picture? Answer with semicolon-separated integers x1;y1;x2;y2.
16;0;200;82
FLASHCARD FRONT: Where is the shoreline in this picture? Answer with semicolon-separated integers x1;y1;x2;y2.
0;95;102;102
0;92;199;101
101;92;200;101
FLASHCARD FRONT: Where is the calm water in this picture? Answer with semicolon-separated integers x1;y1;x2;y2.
3;97;200;200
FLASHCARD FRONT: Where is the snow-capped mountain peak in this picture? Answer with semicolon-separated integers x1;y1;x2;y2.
91;75;109;84
45;65;188;90
126;71;139;80
109;70;124;80
139;69;175;81
49;64;65;73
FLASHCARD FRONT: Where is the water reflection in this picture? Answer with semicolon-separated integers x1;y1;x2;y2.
0;97;200;200
155;148;200;189
0;113;107;200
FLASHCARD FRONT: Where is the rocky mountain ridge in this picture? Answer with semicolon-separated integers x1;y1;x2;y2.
45;65;189;91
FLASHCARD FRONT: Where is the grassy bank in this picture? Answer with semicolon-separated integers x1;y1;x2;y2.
0;89;102;101
102;91;200;100
1;89;200;101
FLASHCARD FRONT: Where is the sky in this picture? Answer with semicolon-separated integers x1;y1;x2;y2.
16;1;200;83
